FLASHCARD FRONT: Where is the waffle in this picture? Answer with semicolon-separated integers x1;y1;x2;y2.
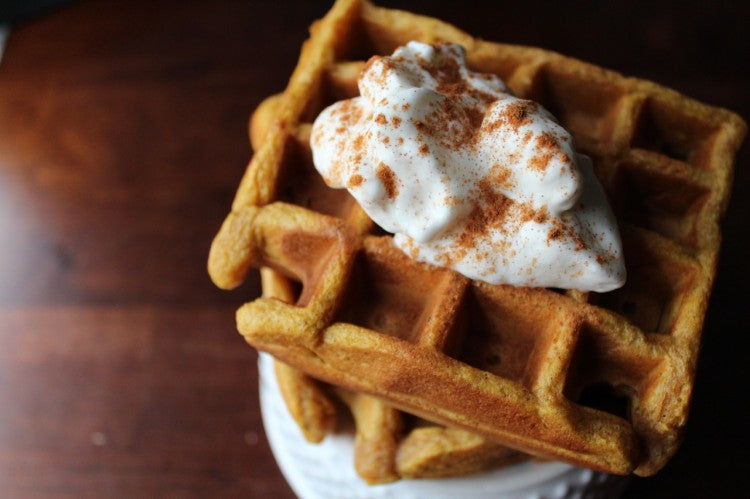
208;0;747;477
253;92;522;482
260;264;521;483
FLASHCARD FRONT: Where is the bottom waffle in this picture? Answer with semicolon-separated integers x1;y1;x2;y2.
259;351;628;497
262;268;525;483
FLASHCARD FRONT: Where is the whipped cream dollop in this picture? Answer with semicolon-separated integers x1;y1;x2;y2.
310;41;625;292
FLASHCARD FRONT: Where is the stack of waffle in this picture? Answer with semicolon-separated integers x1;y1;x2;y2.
208;0;746;483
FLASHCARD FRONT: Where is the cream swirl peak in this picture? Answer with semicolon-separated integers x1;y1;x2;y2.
310;41;625;292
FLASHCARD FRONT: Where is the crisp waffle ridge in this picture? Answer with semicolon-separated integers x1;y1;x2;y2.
260;265;522;483
208;0;747;476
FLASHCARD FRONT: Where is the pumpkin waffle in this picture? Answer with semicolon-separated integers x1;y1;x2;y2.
260;265;522;483
208;0;746;477
253;94;523;483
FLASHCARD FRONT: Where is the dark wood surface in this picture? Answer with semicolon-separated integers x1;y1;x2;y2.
0;1;746;497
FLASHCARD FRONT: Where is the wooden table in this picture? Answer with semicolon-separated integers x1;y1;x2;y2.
0;1;746;497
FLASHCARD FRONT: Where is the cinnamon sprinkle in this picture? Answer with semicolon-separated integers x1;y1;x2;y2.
534;206;549;224
546;218;588;250
536;131;557;150
464;105;484;130
347;174;364;188
519;202;536;223
488;163;514;189
375;162;399;199
482;115;504;134
455;177;515;255
504;101;537;131
529;151;553;172
337;100;364;127
528;131;566;172
353;134;365;153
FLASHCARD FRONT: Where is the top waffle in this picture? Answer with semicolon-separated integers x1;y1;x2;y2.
208;0;746;476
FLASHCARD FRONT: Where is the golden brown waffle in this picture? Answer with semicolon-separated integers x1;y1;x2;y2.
208;0;746;477
254;94;522;483
260;265;521;483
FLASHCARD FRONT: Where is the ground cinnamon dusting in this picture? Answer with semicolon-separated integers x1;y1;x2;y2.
336;100;364;128
352;134;365;155
519;202;536;223
427;45;498;107
482;116;503;134
528;132;564;172
529;151;553;172
464;105;484;130
375;162;399;199
362;55;392;87
504;101;536;131
536;132;557;151
488;164;514;189
433;55;467;97
347;174;364;188
312;128;323;147
453;177;515;259
572;233;587;251
546;219;587;250
534;206;548;224
328;159;345;184
382;48;502;153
